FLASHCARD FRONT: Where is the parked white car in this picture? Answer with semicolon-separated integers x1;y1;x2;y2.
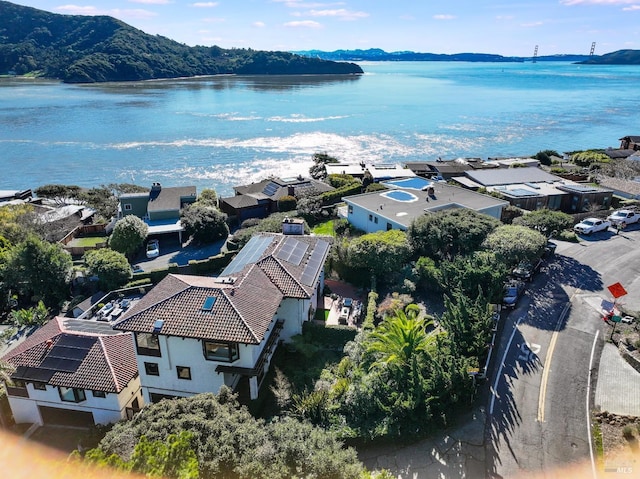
146;239;160;258
607;209;640;227
573;218;611;235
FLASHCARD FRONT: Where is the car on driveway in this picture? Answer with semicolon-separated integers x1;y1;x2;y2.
573;217;611;235
146;239;160;258
607;209;640;228
502;281;525;309
511;258;543;282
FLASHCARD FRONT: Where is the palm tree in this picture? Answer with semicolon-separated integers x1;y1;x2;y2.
365;304;435;383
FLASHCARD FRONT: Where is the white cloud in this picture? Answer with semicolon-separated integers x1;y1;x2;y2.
253;21;266;27
623;4;640;9
496;15;514;21
54;5;157;18
433;14;455;20
129;0;170;5
561;0;638;5
521;21;544;27
306;9;368;20
202;17;225;23
272;1;346;7
284;20;322;28
192;2;219;7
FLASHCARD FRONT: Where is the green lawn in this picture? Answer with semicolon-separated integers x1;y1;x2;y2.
315;308;330;322
68;236;106;247
311;220;335;237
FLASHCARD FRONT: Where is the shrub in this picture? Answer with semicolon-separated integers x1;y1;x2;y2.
277;195;297;212
623;425;634;440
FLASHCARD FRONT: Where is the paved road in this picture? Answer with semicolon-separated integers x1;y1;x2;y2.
487;225;640;479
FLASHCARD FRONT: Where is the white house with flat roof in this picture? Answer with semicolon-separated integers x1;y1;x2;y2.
343;179;508;233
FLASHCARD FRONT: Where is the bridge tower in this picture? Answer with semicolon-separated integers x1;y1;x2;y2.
590;42;596;56
532;45;539;63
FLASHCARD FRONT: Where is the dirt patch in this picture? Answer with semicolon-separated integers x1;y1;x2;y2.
595;411;640;471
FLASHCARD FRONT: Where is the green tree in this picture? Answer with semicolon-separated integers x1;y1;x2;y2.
4;236;72;306
366;304;434;382
407;209;501;260
512;208;572;237
109;215;148;257
84;431;199;479
180;203;229;244
93;389;363;479
34;184;82;205
571;150;610;168
84;249;132;291
77;186;119;220
9;300;49;326
482;224;546;265
535;149;560;166
439;289;493;359
437;251;507;302
309;152;339;180
347;229;410;279
198;188;218;206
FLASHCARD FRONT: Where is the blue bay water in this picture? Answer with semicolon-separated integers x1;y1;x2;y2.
1;61;638;196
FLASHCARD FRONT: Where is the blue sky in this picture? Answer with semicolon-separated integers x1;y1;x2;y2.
12;0;640;56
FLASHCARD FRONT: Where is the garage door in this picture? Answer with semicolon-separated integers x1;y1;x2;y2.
39;406;94;427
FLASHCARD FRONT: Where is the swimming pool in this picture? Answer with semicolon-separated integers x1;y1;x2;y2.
381;190;419;202
383;177;433;190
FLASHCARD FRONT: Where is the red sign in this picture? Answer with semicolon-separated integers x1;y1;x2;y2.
607;282;628;299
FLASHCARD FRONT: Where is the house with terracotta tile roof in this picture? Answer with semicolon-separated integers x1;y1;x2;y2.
2;317;142;427
113;233;331;402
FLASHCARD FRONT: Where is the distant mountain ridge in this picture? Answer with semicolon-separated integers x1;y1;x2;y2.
293;48;640;64
0;0;363;83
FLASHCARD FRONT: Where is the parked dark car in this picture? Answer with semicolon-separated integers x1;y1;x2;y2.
511;258;542;282
502;281;525;309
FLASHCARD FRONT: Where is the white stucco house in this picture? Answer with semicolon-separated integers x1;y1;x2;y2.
113;233;331;402
2;317;142;427
343;178;508;234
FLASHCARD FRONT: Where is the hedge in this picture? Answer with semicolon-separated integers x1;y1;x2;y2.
320;182;362;206
188;251;235;275
302;321;357;348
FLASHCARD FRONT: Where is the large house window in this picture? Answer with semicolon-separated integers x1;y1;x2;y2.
59;387;86;403
123;203;132;211
92;390;106;398
203;341;239;362
348;205;353;214
33;382;47;391
135;333;161;357
176;366;191;380
144;362;160;376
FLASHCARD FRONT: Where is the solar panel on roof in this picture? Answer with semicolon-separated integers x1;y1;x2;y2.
222;235;275;275
263;182;279;196
275;237;309;265
41;357;82;373
301;240;330;286
15;367;55;382
55;335;95;349
49;345;90;360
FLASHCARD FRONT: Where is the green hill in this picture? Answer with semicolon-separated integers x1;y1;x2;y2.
0;0;363;83
577;49;640;65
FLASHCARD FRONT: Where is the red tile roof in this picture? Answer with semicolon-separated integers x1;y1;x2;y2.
2;318;138;393
113;233;331;344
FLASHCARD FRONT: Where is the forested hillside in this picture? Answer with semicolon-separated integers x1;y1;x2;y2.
0;0;363;83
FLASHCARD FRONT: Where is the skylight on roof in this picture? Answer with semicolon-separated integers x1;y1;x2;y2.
202;296;217;311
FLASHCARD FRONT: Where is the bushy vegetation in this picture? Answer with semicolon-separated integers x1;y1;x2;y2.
1;2;363;83
84;248;132;291
109;215;148;257
180;203;229;244
84;389;364;479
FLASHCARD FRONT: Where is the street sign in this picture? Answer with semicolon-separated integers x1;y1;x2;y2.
607;282;628;299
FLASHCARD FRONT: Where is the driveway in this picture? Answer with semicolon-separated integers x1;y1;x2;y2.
133;236;227;271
